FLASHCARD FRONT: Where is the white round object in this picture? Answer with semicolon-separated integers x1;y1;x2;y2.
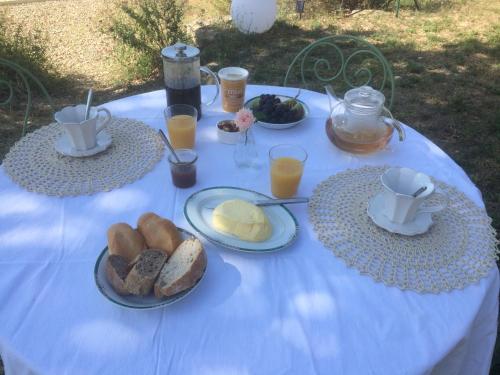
94;228;206;309
217;128;241;144
244;95;310;130
231;0;277;34
184;187;298;253
367;193;433;236
55;130;112;157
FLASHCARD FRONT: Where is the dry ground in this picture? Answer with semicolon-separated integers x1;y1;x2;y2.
2;0;120;88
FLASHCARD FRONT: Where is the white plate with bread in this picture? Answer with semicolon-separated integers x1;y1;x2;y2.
184;187;298;253
94;213;207;309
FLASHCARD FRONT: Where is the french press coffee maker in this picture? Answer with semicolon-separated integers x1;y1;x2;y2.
161;42;220;120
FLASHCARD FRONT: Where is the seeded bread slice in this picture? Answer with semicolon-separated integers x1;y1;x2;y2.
106;254;131;296
125;249;167;296
154;238;206;298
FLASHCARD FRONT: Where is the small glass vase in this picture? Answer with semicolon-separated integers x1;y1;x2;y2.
233;128;259;168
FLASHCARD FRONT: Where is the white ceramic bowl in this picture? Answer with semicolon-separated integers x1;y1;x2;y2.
217;120;241;144
244;95;309;130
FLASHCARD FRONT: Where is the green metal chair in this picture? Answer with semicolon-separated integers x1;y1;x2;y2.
0;58;54;136
283;34;395;109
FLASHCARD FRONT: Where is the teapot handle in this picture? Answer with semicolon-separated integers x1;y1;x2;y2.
200;66;220;106
382;106;405;142
325;84;343;117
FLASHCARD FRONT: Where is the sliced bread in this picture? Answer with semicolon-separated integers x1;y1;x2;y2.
106;254;131;296
154;238;206;298
125;249;167;296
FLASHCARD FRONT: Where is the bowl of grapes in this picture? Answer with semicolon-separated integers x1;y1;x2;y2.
244;94;309;130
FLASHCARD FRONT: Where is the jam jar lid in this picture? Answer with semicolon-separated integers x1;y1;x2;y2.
344;86;385;114
161;42;200;62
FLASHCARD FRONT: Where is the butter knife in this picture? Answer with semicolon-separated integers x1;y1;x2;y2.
204;197;309;210
253;197;309;206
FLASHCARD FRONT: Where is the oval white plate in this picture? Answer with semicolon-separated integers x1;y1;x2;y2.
184;187;298;252
94;227;206;309
244;95;309;130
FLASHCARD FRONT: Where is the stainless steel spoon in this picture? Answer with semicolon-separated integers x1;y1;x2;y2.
158;129;181;163
84;88;93;120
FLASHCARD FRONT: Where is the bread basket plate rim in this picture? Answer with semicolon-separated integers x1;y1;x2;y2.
244;95;309;130
94;227;207;310
184;186;299;253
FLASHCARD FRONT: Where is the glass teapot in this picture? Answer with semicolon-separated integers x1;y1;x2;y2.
161;42;220;120
325;85;405;154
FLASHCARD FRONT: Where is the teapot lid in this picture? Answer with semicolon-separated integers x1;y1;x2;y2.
344;86;385;113
161;42;200;62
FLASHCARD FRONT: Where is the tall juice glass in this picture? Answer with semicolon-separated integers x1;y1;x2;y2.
269;144;307;198
164;104;198;149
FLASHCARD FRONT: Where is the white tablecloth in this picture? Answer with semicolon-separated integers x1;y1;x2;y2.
0;85;498;375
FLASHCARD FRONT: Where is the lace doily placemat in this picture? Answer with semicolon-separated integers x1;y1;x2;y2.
309;166;498;294
3;118;164;196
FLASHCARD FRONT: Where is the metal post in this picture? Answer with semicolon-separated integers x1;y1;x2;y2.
296;0;305;19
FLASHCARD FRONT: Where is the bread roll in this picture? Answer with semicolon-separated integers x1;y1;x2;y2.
154;238;206;298
107;223;146;263
137;212;182;257
106;254;131;296
125;249;167;296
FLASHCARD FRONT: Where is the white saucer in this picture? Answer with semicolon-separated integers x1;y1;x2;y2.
55;131;112;157
367;193;433;236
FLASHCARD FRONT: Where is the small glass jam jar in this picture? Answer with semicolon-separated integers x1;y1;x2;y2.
167;149;197;188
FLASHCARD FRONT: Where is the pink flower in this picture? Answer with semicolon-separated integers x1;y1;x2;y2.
234;108;255;132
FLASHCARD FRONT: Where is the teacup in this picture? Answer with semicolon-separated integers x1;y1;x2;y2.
55;105;111;151
380;167;447;224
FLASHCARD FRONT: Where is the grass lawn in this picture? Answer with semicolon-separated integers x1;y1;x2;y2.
0;0;498;373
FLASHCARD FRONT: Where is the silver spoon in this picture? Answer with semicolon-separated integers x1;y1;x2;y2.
412;186;427;197
158;130;181;163
84;88;93;120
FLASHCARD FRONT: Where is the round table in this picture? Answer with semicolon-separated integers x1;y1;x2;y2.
0;85;498;375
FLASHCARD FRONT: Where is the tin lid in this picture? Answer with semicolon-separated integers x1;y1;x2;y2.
161;42;200;62
344;86;385;114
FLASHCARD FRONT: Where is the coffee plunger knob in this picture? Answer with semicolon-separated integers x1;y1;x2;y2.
174;42;187;57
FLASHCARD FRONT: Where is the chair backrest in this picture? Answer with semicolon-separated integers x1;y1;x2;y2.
283;35;395;109
0;58;53;136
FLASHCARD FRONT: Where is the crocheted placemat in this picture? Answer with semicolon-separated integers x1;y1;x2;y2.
308;166;498;293
3;118;164;196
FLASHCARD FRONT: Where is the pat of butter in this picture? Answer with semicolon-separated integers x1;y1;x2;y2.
212;199;272;242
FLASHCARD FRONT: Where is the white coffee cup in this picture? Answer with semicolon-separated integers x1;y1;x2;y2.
380;167;447;224
55;105;111;151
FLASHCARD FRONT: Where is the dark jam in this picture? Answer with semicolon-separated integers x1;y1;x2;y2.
170;163;196;188
166;86;202;120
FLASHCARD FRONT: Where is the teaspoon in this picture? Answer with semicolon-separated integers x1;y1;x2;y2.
158;130;181;163
84;88;93;120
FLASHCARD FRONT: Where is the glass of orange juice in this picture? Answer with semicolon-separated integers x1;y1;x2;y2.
164;104;198;149
269;144;308;198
